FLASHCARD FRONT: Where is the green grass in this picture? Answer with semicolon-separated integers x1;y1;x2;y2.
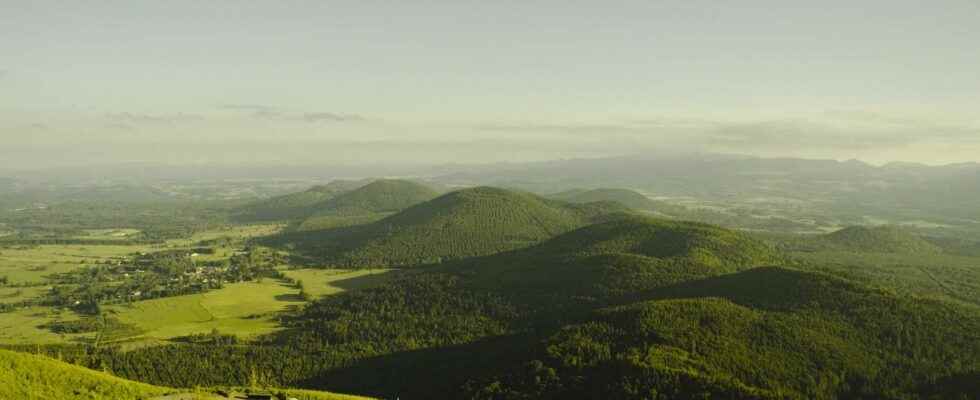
295;213;390;232
72;228;142;241
0;244;150;284
0;348;375;400
0;307;91;344
108;280;305;341
0;348;170;399
281;268;393;298
0;285;46;304
165;224;283;247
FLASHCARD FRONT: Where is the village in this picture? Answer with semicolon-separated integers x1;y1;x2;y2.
5;244;290;315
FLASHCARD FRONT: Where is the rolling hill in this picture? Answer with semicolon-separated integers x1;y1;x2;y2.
293;179;442;231
809;226;943;254
443;214;782;302
274;186;631;267
36;215;980;399
308;179;440;217
233;179;371;222
274;217;979;399
548;188;664;211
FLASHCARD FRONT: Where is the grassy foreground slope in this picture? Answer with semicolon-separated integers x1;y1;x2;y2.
275;186;630;267
0;349;374;400
0;348;169;399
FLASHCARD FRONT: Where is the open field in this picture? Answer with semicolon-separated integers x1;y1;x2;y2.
73;228;143;241
0;224;299;346
0;224;281;284
282;268;393;298
0;306;88;344
166;224;283;247
107;280;304;341
0;286;47;304
1;279;308;345
0;244;151;284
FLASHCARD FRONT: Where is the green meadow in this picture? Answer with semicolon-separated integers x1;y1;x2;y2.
282;268;393;298
108;280;305;341
0;222;393;346
0;244;150;284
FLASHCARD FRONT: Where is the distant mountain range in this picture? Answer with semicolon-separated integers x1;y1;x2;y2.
434;154;980;225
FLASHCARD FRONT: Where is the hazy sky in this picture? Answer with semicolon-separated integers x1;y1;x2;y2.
2;1;979;168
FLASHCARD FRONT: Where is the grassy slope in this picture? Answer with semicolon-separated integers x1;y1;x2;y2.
281;268;393;298
0;348;170;399
0;349;373;400
282;187;630;267
108;280;305;341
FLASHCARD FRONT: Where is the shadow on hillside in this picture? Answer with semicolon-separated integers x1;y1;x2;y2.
274;293;305;302
254;226;358;267
327;270;399;292
297;332;545;399
626;266;857;312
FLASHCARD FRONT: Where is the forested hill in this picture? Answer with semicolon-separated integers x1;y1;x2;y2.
547;188;669;212
272;216;980;398
233;179;372;222
22;216;980;399
308;179;441;217
784;225;944;254
269;186;632;267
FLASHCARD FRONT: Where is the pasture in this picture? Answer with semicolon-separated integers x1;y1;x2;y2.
73;228;143;241
282;268;393;298
0;306;88;344
0;244;149;284
108;280;304;341
0;224;389;347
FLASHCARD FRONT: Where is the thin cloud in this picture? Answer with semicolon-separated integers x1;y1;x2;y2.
707;117;980;153
106;112;205;125
220;104;368;123
220;104;282;113
302;112;366;123
104;122;138;132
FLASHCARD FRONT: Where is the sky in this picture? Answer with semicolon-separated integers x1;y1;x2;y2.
2;0;979;169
